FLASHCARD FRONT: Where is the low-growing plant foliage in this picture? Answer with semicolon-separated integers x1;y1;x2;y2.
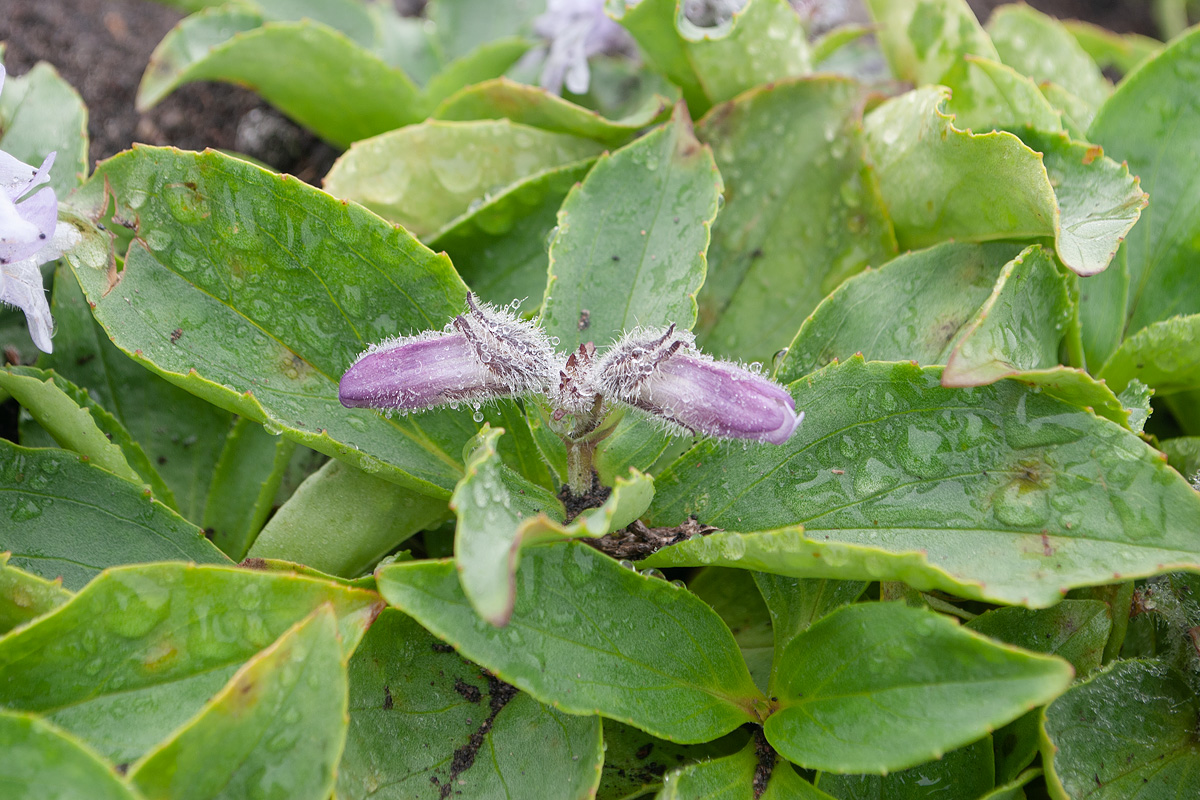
2;0;1200;798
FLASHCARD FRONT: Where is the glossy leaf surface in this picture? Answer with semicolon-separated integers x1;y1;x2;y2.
376;542;763;743
0;440;229;590
324;119;603;238
338;608;603;800
542;107;721;353
0;563;380;760
644;358;1200;608
864;0;996;85
128;607;347;800
815;737;995;800
0;61;88;196
1099;314;1200;396
696;77;896;361
67;147;476;498
0;711;139;800
986;4;1110;109
765;602;1072;773
0;553;71;636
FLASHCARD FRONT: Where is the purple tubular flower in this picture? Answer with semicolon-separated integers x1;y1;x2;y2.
533;0;636;95
594;325;802;444
0;64;80;354
339;294;557;412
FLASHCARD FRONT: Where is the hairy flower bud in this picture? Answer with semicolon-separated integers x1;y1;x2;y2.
339;294;557;411
593;325;802;444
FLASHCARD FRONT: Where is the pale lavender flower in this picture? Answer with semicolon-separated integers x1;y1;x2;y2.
0;65;78;354
339;294;558;411
592;324;802;444
533;0;636;95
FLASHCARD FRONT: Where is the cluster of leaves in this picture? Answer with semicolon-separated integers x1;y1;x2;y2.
3;0;1200;798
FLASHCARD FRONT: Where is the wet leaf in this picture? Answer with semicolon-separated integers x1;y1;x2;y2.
247;457;448;578
338;608;603;800
688;568;774;693
434;77;673;146
1086;27;1200;337
777;241;1024;381
325;119;603;238
128;606;347;800
0;440;229;589
0;61;88;196
427;0;544;61
67;147;476;498
864;0;996;85
200;417;296;561
612;0;810;116
942;245;1073;387
940;56;1064;134
1062;20;1162;76
481;399;560;492
656;738;834;799
1161;437;1200;482
541;106;721;354
599;721;749;800
0;710;139;800
644;358;1200;608
0;365;163;489
814;736;995;799
765;602;1071;773
0;553;71;636
451;425;565;625
35;266;233;520
1099;314;1200;396
864;87;1141;278
0;562;380;760
427;159;596;307
696;77;897;361
986;4;1111;110
751;573;867;693
1042;659;1200;799
376;542;763;743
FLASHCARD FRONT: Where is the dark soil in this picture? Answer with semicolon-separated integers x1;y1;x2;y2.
752;729;778;799
585;517;721;560
0;0;1163;191
435;674;517;799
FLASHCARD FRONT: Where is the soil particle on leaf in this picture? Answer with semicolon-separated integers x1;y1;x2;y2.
431;642;455;654
383;685;394;711
558;475;611;522
437;674;518;798
453;678;482;703
586;517;720;560
752;729;777;799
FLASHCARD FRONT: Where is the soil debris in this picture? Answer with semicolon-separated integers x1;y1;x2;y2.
752;729;776;799
453;677;482;704
558;474;611;522
586;517;720;560
434;674;517;798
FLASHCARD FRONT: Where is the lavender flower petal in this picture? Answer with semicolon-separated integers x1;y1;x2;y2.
0;185;57;265
339;332;506;410
534;0;636;95
594;326;802;444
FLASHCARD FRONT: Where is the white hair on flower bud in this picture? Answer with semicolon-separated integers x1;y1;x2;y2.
591;324;698;403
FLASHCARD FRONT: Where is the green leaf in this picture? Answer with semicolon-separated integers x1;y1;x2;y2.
811;24;874;66
599;721;749;800
0;61;89;195
338;608;603;800
0;562;381;761
376;542;764;743
643;358;1200;608
688;568;774;693
1038;82;1094;139
247;457;448;578
428;0;545;61
200;417;295;560
67;147;476;498
324;119;604;238
815;736;995;800
655;738;801;800
128;606;347;800
611;0;811;116
434;77;674;147
1078;241;1129;371
542;106;721;353
1042;659;1200;798
1117;379;1152;434
516;466;653;542
696;77;897;361
1062;19;1162;76
1161;437;1200;482
1087;26;1200;336
451;425;565;625
138;11;423;148
0;365;161;489
777;241;1024;382
765;602;1072;773
967;600;1112;783
36;265;233;520
942;245;1073;387
0;440;229;590
863;0;997;85
752;574;867;693
0;553;71;636
428;159;596;307
986;4;1111;110
482;399;560;491
0;711;140;800
979;768;1041;800
1099;314;1200;396
240;0;381;48
864;87;1141;278
940;55;1065;133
